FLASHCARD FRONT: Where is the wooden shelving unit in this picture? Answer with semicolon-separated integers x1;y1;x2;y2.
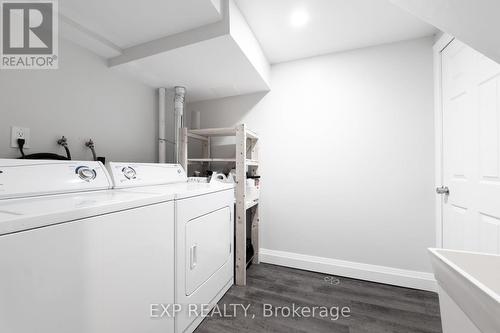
179;124;260;286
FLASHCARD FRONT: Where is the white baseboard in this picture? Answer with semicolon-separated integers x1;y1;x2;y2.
259;249;437;292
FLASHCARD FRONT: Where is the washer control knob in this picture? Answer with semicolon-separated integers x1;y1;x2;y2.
122;166;137;180
76;166;97;181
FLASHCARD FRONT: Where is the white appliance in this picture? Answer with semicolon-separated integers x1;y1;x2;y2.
0;159;176;333
107;162;235;333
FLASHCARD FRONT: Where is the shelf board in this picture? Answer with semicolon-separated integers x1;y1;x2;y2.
245;129;259;140
188;158;236;164
187;158;258;166
188;127;259;140
187;132;209;141
189;127;236;137
245;199;259;210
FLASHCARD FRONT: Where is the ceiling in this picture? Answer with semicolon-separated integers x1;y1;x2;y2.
59;0;270;102
60;0;222;49
391;0;500;64
235;0;438;64
57;0;442;102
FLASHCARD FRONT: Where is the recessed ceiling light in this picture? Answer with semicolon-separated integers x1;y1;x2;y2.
290;8;309;28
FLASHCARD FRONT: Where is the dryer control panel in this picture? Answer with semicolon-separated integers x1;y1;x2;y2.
0;159;111;200
107;162;187;188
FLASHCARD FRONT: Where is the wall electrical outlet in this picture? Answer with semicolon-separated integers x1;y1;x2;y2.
10;126;30;148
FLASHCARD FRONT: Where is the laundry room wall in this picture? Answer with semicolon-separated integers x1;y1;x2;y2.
187;37;436;276
0;38;157;162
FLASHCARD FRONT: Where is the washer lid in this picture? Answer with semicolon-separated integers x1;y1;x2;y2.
0;159;111;200
108;162;187;189
0;189;174;235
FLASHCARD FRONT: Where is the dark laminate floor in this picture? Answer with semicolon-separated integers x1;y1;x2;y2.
196;263;442;333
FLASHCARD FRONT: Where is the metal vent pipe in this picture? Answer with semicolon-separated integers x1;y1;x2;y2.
174;86;186;163
158;88;167;163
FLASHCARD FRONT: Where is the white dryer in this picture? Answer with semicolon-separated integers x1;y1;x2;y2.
0;159;176;333
107;162;235;333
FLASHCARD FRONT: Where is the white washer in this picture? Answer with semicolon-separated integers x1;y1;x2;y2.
0;159;176;333
107;162;235;333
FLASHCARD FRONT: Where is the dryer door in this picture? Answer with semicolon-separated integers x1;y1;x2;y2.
175;189;234;333
185;206;231;295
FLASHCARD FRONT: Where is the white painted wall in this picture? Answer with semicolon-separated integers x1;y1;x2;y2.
188;37;436;273
0;39;157;162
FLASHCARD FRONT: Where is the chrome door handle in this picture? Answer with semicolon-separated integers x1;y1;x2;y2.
436;186;450;195
190;244;197;270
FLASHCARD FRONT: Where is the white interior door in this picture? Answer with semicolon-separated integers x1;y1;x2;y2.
441;39;500;254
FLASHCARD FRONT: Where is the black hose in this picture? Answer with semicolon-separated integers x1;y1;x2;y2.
57;136;72;160
21;153;70;160
17;138;70;160
85;139;97;161
90;147;97;161
63;145;72;160
17;139;26;158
